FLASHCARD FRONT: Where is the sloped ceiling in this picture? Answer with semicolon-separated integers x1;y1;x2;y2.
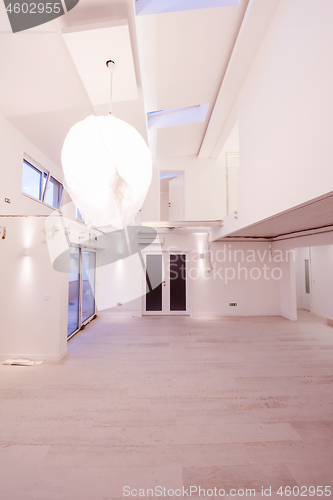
0;0;256;167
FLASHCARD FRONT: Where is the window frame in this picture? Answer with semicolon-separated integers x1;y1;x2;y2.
22;157;64;211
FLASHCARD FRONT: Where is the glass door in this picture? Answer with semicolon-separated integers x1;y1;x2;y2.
143;252;189;315
68;247;80;337
82;250;96;323
67;247;96;339
145;254;164;312
169;253;187;312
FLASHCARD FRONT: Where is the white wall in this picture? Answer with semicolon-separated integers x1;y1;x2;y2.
97;233;285;318
192;237;281;317
0;113;77;360
160;190;169;221
310;245;333;320
140;156;226;222
0;218;68;361
279;253;297;321
138;161;160;222
228;0;333;232
0;113;65;217
278;240;333;321
95;252;144;317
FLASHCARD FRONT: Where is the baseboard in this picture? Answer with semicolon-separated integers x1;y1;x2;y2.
98;310;142;318
192;311;280;318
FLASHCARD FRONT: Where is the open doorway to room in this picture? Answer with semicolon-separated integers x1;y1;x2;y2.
160;172;184;221
295;247;311;312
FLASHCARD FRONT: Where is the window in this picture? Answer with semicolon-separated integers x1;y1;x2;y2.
44;176;63;210
22;159;63;210
22;160;43;201
76;207;85;223
148;104;209;129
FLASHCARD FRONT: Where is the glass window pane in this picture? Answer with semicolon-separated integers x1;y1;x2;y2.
43;172;48;195
44;176;63;209
146;254;162;311
22;160;42;200
68;247;80;337
82;251;96;323
76;207;85;223
170;254;186;311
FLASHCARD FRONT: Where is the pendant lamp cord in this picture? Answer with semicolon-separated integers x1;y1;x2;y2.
106;60;115;115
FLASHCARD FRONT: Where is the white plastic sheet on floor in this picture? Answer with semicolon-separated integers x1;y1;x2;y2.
1;359;44;366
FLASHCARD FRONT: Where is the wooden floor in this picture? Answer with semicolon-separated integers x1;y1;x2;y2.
1;311;333;499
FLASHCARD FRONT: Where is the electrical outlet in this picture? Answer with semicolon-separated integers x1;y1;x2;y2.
229;302;237;307
116;302;123;307
5;198;11;204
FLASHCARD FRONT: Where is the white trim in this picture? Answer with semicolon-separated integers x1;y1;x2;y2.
21;192;63;213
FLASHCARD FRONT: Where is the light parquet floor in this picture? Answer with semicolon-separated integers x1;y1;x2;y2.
1;310;332;499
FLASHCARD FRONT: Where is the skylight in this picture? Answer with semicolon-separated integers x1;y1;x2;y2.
148;104;209;130
136;0;240;16
160;173;182;179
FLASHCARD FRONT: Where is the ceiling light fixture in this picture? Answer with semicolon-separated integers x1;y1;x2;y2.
61;59;152;229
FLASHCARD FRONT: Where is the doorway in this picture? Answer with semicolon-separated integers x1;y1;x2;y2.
67;246;96;339
295;247;311;311
143;251;190;315
160;172;184;221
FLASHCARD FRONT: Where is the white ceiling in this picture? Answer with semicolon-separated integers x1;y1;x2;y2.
62;21;138;108
0;0;274;167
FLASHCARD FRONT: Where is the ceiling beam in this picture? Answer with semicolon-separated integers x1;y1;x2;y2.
198;0;281;159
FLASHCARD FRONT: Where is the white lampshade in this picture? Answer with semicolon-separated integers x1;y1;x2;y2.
61;114;152;228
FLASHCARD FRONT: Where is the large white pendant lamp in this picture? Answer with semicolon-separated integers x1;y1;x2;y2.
61;60;152;229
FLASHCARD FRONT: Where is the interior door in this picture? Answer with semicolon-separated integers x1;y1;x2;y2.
300;247;311;311
169;175;184;221
143;252;189;315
